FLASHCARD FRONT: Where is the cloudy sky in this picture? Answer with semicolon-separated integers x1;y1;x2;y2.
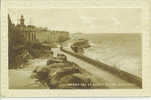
8;8;142;33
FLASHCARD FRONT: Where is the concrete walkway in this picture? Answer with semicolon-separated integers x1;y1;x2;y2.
60;50;139;89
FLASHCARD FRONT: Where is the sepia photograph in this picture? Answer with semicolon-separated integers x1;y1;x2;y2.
7;8;142;89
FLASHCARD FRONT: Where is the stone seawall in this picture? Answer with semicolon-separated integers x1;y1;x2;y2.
61;48;142;88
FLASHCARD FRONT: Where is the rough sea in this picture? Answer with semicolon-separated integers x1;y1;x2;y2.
71;33;142;78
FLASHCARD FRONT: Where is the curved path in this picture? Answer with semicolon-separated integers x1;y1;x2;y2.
60;50;139;89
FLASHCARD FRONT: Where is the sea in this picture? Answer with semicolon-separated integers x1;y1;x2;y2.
70;33;142;78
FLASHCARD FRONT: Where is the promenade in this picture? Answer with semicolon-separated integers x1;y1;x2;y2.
9;47;141;89
59;47;141;88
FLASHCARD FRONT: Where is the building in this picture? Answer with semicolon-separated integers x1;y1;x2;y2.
35;28;69;43
15;15;37;42
8;14;69;44
48;30;69;43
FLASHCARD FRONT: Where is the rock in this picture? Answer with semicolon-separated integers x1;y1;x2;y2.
47;53;68;65
71;39;91;54
31;60;93;89
47;57;63;65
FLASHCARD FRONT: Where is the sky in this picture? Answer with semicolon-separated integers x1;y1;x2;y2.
8;8;142;33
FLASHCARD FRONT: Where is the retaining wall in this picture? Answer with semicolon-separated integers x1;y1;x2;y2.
61;48;142;88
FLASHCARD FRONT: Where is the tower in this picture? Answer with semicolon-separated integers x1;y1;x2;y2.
8;14;12;25
20;14;24;25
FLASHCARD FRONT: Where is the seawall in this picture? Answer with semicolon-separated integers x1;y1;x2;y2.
61;48;142;88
